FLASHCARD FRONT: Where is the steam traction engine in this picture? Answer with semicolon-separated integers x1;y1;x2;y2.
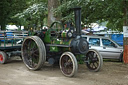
21;8;103;77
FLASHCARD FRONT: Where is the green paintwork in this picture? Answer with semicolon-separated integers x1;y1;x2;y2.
76;54;85;64
44;31;51;43
50;46;59;52
61;31;67;38
41;27;85;62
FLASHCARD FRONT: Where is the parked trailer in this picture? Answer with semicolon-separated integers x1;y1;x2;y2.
0;31;28;64
21;8;103;77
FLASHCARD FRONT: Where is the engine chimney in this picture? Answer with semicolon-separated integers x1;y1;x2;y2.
74;7;81;36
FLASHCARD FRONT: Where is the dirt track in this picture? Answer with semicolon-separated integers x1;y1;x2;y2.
0;58;128;85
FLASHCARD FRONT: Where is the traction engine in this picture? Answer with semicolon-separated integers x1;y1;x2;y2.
21;8;103;77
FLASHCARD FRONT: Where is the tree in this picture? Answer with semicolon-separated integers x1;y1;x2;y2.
0;0;27;30
0;0;10;30
55;0;128;31
123;0;128;63
14;1;47;30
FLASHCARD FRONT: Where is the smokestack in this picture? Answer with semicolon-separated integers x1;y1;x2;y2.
74;7;81;36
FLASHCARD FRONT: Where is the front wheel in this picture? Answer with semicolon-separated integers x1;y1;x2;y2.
60;52;78;77
85;49;103;72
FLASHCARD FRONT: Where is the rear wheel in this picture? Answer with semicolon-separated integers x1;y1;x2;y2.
21;36;46;70
85;49;103;72
0;51;7;64
60;52;78;77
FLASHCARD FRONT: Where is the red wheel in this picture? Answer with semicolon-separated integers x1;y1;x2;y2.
0;51;7;64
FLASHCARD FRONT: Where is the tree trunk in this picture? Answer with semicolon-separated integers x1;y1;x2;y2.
47;0;60;27
123;0;128;63
1;21;6;30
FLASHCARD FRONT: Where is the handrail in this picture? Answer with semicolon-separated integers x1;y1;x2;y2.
0;31;28;47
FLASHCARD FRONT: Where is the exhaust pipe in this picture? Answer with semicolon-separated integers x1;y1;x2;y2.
74;7;81;36
71;7;89;54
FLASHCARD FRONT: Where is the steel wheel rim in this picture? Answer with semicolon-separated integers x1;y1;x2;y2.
61;55;73;75
23;39;39;68
86;51;99;70
0;54;3;62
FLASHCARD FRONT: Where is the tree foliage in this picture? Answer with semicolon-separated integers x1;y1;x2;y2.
0;0;47;30
1;0;127;31
13;0;48;30
0;0;27;30
55;0;128;31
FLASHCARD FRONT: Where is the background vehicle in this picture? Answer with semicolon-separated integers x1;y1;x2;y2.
0;31;28;64
21;8;103;77
82;35;123;61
